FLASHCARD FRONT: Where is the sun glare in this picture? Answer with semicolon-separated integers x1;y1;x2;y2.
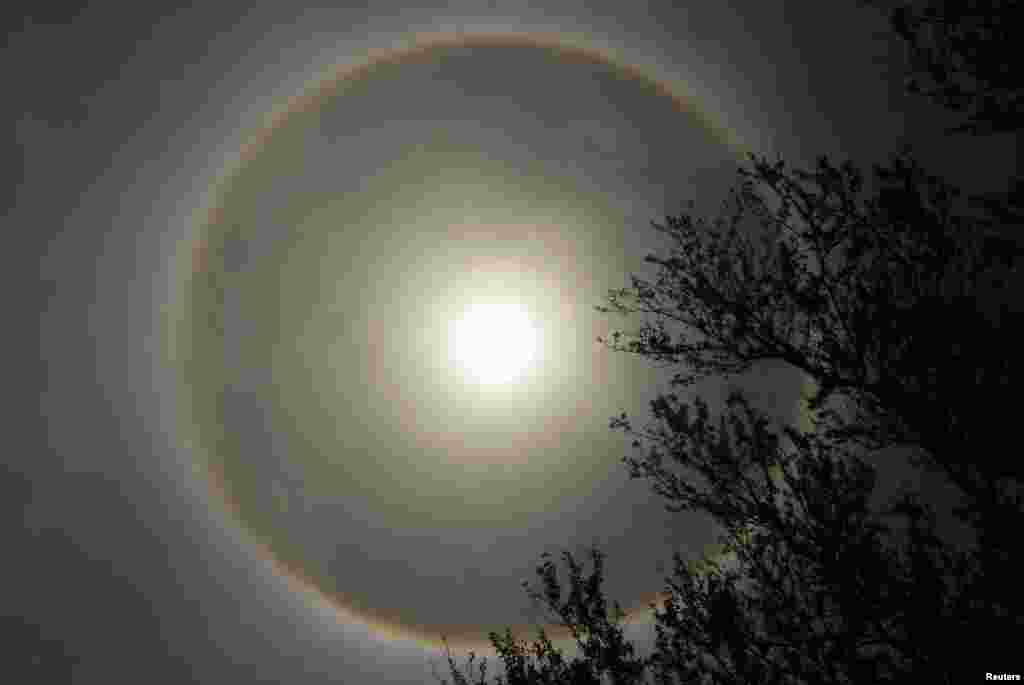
450;302;538;385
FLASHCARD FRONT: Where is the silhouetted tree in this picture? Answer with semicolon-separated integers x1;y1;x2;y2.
611;149;1021;522
859;0;1024;226
433;3;1022;683
859;0;1024;135
434;150;1019;685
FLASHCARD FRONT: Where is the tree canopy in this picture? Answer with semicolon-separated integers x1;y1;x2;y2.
860;0;1024;135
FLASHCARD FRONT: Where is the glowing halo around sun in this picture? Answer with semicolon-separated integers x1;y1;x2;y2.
168;30;760;655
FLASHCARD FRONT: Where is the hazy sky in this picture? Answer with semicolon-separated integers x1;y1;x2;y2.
7;1;1018;683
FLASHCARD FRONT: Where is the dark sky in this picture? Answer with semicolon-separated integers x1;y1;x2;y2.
7;2;1018;683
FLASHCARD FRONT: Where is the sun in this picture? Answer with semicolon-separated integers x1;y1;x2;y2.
450;302;538;385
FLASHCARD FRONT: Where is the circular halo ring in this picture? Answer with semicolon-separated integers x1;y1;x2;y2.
172;31;767;653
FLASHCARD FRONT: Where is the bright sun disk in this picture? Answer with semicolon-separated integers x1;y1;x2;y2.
450;302;538;385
